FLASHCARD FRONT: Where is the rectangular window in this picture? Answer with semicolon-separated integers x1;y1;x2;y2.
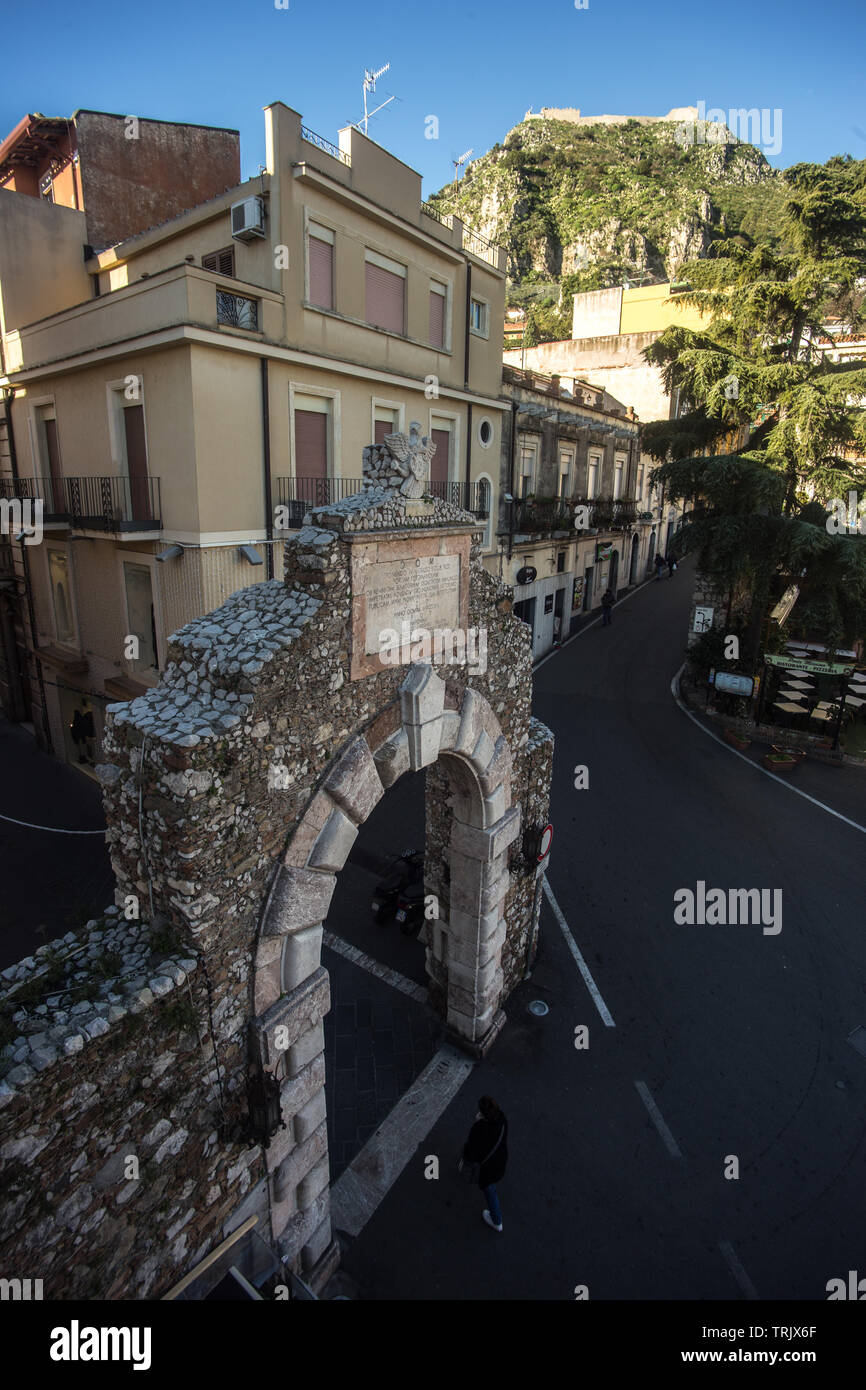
216;290;258;330
308;223;335;311
365;250;406;334
469;298;489;337
519;437;538;496
202;246;235;277
293;394;330;482
48;548;75;645
34;404;63;510
122;562;158;679
614;457;625;500
587;454;600;500
429;281;447;348
374;405;400;446
559;448;574;499
430;417;452;490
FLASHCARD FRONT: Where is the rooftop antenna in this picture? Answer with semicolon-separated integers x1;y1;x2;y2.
355;62;394;135
452;147;473;194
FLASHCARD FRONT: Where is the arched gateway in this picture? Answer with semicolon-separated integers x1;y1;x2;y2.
95;426;553;1294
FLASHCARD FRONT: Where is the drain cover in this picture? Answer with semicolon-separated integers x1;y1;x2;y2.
846;1025;866;1059
528;999;549;1017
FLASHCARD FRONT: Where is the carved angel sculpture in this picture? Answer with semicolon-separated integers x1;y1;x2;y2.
383;421;437;498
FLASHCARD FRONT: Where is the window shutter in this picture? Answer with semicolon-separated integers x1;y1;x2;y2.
374;419;391;446
429;288;445;347
430;428;450;487
366;261;405;334
294;409;328;481
203;247;235;277
309;236;334;310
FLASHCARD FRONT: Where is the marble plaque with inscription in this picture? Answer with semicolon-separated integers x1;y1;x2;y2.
364;554;461;655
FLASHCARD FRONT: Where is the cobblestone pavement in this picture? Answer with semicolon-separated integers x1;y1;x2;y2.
323;942;442;1180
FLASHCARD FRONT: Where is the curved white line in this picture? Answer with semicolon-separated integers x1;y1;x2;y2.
671;664;866;838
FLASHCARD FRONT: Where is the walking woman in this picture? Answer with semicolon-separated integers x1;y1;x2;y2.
460;1095;508;1232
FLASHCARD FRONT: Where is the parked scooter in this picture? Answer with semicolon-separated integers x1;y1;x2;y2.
395;874;426;935
371;850;424;925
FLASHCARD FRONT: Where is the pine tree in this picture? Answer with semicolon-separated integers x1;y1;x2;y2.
642;161;866;664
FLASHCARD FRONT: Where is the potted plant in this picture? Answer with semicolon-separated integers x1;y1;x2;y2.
762;749;799;771
723;728;751;751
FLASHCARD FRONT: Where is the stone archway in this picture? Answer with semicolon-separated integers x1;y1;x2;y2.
250;663;521;1275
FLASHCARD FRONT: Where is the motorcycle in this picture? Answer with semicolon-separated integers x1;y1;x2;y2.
371;850;424;925
395;874;426;935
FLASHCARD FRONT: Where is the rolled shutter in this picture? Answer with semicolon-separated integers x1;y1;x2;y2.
429;289;445;348
366;261;405;334
430;428;450;488
294;409;328;486
309;236;334;309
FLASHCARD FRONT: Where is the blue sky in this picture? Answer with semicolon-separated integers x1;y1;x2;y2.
2;0;864;195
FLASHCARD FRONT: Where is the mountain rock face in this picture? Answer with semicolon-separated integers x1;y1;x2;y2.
430;112;786;304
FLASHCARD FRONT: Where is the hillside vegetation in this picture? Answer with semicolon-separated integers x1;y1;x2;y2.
429;114;795;336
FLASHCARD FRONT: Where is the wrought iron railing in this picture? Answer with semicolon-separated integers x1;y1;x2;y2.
275;476;490;528
301;126;351;166
0;475;161;530
506;494;640;535
421;202;454;229
462;224;500;267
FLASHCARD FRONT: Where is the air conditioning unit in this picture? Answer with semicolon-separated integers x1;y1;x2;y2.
231;196;265;241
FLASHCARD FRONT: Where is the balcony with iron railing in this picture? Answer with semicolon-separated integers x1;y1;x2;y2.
0;475;161;532
274;476;490;528
504;494;640;537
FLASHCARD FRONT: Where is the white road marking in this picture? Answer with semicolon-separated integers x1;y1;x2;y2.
634;1080;683;1159
718;1238;760;1300
322;930;427;1004
542;877;616;1027
329;1044;475;1237
672;665;866;837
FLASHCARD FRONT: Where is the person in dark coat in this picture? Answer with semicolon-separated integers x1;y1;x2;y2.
601;587;615;626
461;1095;508;1232
667;554;677;578
654;552;666;581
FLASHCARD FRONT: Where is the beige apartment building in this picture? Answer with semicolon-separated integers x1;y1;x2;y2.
0;102;506;768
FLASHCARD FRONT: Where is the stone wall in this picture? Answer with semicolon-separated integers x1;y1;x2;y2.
0;482;552;1299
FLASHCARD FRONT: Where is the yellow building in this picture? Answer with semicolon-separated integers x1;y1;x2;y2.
0;102;506;767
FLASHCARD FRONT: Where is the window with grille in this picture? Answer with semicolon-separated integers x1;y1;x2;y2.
203;247;235;277
217;291;258;330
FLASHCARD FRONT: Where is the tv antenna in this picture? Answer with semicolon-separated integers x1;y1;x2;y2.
452;148;473;192
354;62;395;136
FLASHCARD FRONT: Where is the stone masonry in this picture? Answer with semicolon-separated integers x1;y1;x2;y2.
0;436;553;1299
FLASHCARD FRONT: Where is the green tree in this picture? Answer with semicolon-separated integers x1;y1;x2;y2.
642;163;866;664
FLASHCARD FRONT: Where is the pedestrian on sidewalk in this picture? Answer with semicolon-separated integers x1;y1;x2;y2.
667;554;677;578
654;552;666;581
601;587;616;626
459;1095;508;1232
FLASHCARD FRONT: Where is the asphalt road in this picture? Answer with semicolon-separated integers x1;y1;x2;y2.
0;718;112;969
339;562;866;1300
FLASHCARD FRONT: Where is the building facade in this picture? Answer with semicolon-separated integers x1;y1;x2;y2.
490;364;652;659
0;102;506;768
